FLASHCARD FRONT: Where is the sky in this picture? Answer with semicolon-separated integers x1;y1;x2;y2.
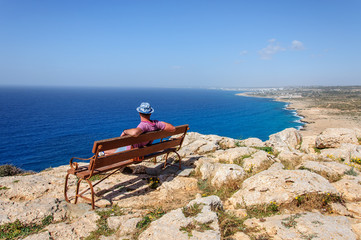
0;0;360;88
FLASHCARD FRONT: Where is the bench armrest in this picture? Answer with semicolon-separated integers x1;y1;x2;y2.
69;156;93;171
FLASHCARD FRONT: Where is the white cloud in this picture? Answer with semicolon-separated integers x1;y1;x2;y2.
258;39;286;60
291;40;304;50
240;50;248;56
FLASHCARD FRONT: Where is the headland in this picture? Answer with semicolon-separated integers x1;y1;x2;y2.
237;86;361;136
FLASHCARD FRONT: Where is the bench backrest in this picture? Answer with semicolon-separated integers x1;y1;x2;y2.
89;124;189;172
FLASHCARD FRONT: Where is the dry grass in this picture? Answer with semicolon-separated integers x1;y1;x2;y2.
283;192;344;213
182;203;203;218
197;178;242;201
217;210;245;239
179;220;213;237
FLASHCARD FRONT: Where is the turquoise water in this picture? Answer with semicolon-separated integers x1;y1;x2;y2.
0;87;303;171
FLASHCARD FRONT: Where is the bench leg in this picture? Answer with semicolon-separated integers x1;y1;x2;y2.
64;173;81;204
174;151;182;169
163;153;170;168
75;178;81;204
86;179;95;210
64;173;71;203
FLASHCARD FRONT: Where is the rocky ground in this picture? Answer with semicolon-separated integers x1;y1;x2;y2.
1;127;361;239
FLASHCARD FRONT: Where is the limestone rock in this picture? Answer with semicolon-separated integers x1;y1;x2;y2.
210;164;246;187
277;149;304;162
198;162;245;187
300;135;317;153
351;222;361;239
243;212;356;240
22;231;52;240
198;142;218;154
179;139;209;156
297;161;352;179
229;169;338;207
242;150;273;173
213;147;257;163
267;162;285;171
46;210;100;239
159;176;198;194
107;215;142;235
315;128;358;149
138;196;221;240
330;202;351;216
218;137;237;149
354;128;361;139
240;138;265;148
332;176;361;201
0;198;67;225
321;148;351;162
346;202;361;218
267;128;302;152
230;231;251;240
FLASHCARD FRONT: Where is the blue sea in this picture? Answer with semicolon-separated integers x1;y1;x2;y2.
0;87;303;172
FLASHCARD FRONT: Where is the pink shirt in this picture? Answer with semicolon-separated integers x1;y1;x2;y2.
132;120;166;148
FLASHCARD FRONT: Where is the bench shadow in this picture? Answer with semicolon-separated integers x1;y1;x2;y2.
95;155;201;204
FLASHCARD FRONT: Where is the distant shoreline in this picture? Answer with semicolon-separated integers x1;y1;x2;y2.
236;90;361;136
236;92;307;131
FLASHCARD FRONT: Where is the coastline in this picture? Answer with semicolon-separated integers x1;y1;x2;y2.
236;92;361;137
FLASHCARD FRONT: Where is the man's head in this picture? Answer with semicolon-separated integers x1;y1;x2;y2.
136;102;154;115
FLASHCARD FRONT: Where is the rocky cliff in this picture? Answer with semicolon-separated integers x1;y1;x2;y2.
1;128;361;239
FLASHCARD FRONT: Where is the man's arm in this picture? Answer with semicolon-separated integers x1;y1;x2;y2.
121;128;143;137
162;122;176;132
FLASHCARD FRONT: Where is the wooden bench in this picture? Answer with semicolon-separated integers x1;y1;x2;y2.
64;124;189;209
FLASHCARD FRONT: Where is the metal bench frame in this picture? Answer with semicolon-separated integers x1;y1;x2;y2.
64;124;189;209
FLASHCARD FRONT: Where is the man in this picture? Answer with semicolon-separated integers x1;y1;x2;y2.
104;102;175;155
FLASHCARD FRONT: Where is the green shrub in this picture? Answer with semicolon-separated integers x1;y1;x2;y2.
0;215;53;239
0;164;24;177
136;207;165;230
344;167;358;176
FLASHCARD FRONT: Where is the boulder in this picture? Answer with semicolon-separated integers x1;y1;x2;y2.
243;212;356;240
300;135;317;153
267;128;302;152
23;231;51;240
321;148;350;162
229;169;338;207
242;151;274;173
178;139;209;156
332;176;361;201
297;161;352;180
277;150;304;169
212;147;257;163
46;210;100;239
198;162;246;187
0;198;67;225
218;137;237;149
345;202;361;218
210;164;246;187
138;196;222;240
240;138;265;148
315;128;358;149
198;142;218;154
267;162;285;171
159;176;198;194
